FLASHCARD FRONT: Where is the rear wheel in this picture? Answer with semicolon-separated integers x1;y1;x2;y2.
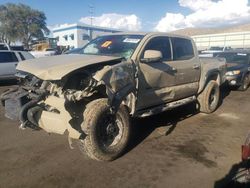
238;75;250;91
198;80;220;114
79;99;131;161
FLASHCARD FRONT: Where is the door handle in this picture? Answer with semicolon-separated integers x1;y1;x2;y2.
193;64;200;69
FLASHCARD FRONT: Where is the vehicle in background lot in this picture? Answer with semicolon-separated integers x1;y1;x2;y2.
1;32;226;161
30;48;56;58
0;43;26;51
30;38;57;58
0;43;11;50
216;50;250;91
0;50;34;80
10;46;25;51
199;46;232;57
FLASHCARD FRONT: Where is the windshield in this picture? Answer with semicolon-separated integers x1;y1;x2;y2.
217;53;249;64
81;34;144;59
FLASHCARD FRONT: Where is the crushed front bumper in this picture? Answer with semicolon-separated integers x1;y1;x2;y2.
1;87;84;139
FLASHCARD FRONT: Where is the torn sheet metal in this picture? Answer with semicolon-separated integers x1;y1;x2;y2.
93;61;137;111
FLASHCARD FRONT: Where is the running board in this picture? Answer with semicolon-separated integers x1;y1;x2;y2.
136;96;196;117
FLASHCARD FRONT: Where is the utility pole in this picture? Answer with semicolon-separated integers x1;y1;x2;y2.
88;4;94;40
89;5;94;26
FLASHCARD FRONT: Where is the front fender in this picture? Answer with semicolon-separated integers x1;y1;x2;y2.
93;60;136;112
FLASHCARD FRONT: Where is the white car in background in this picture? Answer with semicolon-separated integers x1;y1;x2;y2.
30;48;56;58
0;50;34;80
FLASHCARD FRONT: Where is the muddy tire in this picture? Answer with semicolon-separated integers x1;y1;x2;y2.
198;80;220;114
79;98;131;161
238;75;249;91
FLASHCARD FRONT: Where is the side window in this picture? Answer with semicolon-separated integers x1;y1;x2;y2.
20;52;34;60
143;37;171;61
0;52;18;63
171;38;194;61
18;52;25;61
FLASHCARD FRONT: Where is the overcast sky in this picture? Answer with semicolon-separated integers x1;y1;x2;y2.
1;0;250;31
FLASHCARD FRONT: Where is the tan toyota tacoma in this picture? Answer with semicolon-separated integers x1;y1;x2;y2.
1;32;226;161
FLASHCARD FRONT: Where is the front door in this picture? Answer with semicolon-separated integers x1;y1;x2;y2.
136;36;177;109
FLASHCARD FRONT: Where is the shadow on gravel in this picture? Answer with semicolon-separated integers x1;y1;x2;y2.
218;85;232;108
124;86;232;157
214;161;250;188
125;102;199;154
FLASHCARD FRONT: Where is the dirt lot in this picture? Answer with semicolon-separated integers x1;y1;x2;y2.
0;81;249;188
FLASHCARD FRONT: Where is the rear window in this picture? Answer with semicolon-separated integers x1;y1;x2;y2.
0;52;18;63
172;38;194;61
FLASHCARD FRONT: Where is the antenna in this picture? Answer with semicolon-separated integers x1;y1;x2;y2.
88;5;94;26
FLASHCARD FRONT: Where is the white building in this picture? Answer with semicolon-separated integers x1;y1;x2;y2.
192;31;250;50
52;23;121;48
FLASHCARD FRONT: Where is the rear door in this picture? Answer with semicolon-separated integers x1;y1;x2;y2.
0;52;18;77
170;37;201;99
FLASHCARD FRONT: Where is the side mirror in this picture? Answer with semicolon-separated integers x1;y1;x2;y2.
141;50;162;63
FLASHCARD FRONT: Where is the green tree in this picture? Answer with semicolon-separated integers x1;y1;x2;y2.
0;3;49;48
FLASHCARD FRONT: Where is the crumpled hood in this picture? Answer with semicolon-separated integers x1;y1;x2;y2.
17;54;122;80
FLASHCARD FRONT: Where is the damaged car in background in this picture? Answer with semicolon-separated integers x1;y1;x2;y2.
1;32;226;161
216;50;250;91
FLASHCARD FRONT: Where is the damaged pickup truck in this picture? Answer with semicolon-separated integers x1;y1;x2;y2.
1;32;226;161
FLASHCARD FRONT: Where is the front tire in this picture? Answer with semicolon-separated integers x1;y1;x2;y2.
198;80;220;114
79;99;131;161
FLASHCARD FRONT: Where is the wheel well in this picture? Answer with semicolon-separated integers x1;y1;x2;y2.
207;73;220;85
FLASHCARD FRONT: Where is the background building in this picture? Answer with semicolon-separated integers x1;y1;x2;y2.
192;31;250;50
52;23;121;49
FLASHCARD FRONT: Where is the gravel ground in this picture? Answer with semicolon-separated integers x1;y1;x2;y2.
0;81;249;188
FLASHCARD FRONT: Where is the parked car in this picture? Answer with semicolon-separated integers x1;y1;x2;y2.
1;32;226;161
30;48;56;58
216;50;250;91
199;46;232;58
0;50;34;80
